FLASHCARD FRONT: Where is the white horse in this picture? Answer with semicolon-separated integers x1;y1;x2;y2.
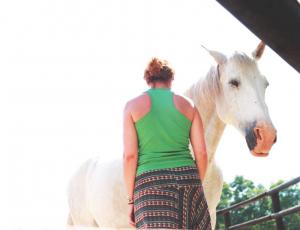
67;42;277;229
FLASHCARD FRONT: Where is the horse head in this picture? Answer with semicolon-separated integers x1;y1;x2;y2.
206;42;277;157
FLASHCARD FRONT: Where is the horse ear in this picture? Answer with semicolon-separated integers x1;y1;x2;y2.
201;45;227;65
252;41;265;60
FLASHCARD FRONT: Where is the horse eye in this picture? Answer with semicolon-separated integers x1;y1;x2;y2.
229;79;240;88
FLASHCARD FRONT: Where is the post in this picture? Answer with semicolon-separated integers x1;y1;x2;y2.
271;192;285;230
224;211;231;229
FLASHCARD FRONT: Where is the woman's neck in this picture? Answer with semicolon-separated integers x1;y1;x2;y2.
150;82;171;89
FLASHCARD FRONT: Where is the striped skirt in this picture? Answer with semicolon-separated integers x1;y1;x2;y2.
133;165;212;229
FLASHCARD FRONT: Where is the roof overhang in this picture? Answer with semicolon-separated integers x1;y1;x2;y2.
216;0;300;73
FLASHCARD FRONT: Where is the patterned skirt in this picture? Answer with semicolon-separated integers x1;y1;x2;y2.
133;165;212;229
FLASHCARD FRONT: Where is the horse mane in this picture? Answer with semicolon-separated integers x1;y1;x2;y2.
185;65;221;107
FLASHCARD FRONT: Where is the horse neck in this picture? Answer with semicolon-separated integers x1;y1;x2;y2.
185;71;226;162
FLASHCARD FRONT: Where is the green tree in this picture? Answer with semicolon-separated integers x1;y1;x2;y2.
216;182;233;229
216;176;300;229
270;181;300;230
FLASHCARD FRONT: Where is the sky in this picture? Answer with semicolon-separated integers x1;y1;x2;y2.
1;0;299;229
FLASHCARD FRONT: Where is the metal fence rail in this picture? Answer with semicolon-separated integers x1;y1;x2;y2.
217;176;300;230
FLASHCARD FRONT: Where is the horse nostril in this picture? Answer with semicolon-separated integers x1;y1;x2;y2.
273;136;277;144
254;128;262;140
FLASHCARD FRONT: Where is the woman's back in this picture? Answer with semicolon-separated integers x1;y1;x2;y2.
130;88;196;176
123;57;211;229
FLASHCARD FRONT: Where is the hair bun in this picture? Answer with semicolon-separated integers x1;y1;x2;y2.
144;58;174;84
147;58;163;77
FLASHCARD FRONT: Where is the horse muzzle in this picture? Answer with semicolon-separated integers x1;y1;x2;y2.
245;121;277;157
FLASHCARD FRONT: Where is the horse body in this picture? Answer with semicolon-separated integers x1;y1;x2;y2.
185;76;226;228
67;43;277;229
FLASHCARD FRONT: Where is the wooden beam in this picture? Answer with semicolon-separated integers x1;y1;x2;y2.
216;0;300;73
271;192;285;230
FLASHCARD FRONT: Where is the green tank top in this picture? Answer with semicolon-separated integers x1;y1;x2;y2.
135;88;196;176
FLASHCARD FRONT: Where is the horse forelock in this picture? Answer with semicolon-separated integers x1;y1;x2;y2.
228;52;257;71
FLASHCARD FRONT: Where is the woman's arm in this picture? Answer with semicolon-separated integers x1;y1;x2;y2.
123;101;138;201
190;106;208;182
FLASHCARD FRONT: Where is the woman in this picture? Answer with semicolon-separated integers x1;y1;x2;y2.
123;58;211;229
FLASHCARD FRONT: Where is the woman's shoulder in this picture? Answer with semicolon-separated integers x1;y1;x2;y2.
124;92;149;111
173;92;195;121
173;92;195;108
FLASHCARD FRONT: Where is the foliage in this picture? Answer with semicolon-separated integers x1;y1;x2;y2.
216;176;300;230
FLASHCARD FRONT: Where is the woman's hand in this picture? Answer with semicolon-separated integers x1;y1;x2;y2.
128;204;136;228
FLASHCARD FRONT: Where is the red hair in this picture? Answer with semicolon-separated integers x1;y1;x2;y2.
144;58;174;84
